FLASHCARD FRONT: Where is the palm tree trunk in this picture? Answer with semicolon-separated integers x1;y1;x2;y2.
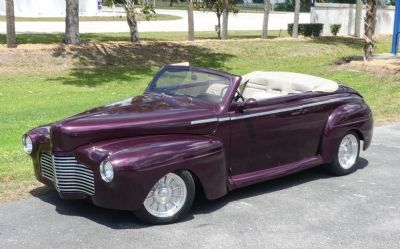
221;0;229;40
354;0;362;37
364;0;377;60
64;0;80;45
124;1;140;43
261;0;271;39
216;13;222;39
292;0;300;38
187;0;194;41
5;0;16;48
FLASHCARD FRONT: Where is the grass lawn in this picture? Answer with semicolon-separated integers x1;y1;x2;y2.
0;32;399;202
0;14;181;22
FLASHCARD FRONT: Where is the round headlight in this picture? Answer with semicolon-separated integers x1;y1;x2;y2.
100;160;114;183
22;135;33;154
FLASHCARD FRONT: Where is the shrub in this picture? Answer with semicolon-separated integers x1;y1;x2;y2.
287;23;324;37
273;0;311;12
330;24;342;36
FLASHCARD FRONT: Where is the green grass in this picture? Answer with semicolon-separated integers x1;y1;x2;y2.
0;32;399;201
0;14;181;22
0;30;287;44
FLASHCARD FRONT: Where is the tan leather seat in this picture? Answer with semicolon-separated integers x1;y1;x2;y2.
241;72;338;100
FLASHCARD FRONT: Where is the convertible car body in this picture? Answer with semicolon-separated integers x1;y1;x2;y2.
23;65;373;224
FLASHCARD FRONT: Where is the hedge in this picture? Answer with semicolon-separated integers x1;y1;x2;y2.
287;23;324;37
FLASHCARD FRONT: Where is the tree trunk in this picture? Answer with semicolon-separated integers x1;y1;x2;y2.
125;1;140;43
292;0;300;38
216;13;222;39
221;0;228;40
364;0;377;60
64;0;80;45
354;0;362;37
5;0;17;48
261;0;271;39
187;0;194;41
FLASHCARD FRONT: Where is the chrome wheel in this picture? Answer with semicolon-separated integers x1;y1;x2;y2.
143;173;187;218
338;134;359;169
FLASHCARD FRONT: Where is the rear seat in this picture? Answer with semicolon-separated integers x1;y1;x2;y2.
241;71;338;101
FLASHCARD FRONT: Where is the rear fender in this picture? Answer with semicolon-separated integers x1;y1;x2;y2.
320;101;373;163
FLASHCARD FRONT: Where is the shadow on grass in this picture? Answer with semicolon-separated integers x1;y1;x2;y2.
49;41;236;87
0;31;287;44
308;36;365;50
31;158;369;229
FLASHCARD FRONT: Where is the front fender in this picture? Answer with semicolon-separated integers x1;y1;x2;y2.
320;101;373;163
75;135;227;211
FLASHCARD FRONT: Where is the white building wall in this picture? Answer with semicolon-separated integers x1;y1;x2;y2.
0;0;99;17
310;3;395;36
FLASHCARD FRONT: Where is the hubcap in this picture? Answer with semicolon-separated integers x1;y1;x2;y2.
143;173;187;218
338;134;359;169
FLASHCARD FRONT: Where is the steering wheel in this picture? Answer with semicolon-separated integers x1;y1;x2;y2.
234;90;245;102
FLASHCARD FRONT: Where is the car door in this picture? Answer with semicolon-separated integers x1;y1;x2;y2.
228;94;326;176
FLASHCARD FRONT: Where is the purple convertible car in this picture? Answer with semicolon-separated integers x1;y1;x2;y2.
23;64;373;224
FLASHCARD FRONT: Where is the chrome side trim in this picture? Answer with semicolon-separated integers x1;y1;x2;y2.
230;106;301;121
189;96;356;124
218;117;231;122
301;96;356;108
191;117;218;125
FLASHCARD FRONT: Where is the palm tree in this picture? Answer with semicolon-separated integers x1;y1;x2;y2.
105;0;154;43
292;0;300;38
261;0;271;39
364;0;377;60
195;0;238;39
5;0;16;48
64;0;80;45
187;0;195;41
354;0;362;37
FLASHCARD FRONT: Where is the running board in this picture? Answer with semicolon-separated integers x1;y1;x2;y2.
228;156;324;190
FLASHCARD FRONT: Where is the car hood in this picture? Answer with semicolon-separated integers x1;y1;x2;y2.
50;94;218;152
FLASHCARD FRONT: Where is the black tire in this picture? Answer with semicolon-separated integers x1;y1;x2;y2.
134;170;195;225
324;131;360;176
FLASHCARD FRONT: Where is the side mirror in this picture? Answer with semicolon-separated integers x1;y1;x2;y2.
237;98;258;112
244;98;258;108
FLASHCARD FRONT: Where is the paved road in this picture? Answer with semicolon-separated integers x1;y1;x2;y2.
1;122;399;249
0;9;310;34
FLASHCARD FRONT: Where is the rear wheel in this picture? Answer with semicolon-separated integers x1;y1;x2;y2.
324;131;360;176
134;171;195;225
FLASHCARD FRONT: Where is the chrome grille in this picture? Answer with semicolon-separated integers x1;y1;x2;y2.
40;152;95;196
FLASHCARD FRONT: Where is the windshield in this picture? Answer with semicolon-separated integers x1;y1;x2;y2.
148;67;231;104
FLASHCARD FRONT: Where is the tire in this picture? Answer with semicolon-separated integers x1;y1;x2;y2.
324;131;360;176
134;170;195;225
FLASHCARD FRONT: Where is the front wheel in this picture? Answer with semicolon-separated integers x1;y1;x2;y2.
134;171;195;225
324;131;360;176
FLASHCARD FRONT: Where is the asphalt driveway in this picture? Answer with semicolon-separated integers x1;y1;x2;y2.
1;123;399;249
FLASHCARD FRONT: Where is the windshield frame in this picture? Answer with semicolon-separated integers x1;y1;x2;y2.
146;65;241;113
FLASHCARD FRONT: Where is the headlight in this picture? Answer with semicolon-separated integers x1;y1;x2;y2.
100;160;114;183
22;135;33;154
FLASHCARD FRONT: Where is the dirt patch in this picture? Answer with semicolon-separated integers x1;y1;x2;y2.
339;59;400;75
0;44;75;74
0;41;234;74
0;181;51;203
